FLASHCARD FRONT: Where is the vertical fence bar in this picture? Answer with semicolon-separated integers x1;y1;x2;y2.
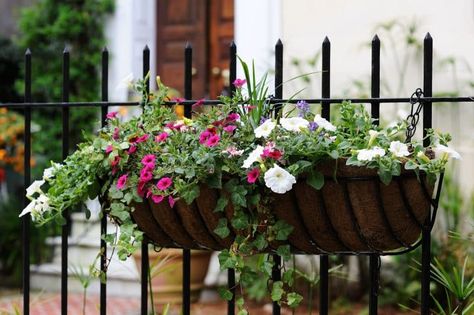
183;42;193;315
22;48;32;315
141;45;150;315
61;47;70;315
100;47;109;315
421;33;433;315
369;34;381;315
271;39;283;315
319;36;331;315
227;40;237;315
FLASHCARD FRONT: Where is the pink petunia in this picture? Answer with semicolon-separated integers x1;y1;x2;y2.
111;156;121;167
226;113;240;122
247;168;260;184
155;132;169;143
151;194;164;204
136;134;149;143
105;145;114;154
140;168;153;182
157;177;172;190
137;181;147;197
127;145;137;154
117;174;128;189
192;98;205;109
141;154;156;166
106;111;118;119
233;78;246;88
223;125;237;134
262;148;282;160
205;134;220;147
168;195;176;208
199;130;213;144
113;127;120;140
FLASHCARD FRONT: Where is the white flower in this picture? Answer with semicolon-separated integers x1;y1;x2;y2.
26;180;45;197
264;164;297;194
19;201;35;217
242;145;264;168
254;119;276;138
85;197;101;216
389;141;410;157
280;117;309;132
314;114;336;132
357;147;386;161
115;72;134;91
433;144;461;160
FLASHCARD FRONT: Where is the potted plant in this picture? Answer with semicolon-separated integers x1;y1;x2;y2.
22;62;459;311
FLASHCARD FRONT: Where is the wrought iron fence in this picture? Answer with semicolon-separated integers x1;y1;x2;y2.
2;33;474;315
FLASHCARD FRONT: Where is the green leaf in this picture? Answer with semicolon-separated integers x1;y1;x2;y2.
217;287;233;301
252;234;268;251
282;269;295;286
378;170;392;185
207;171;222;189
232;211;249;230
287;292;303;308
276;245;291;261
237;310;248;315
271;281;284;302
273;220;294;241
405;160;418;170
181;184;200;204
236;296;245;307
214;197;228;212
218;250;236;269
307;171;324;190
329;150;339;159
213;218;230;239
248;193;260;206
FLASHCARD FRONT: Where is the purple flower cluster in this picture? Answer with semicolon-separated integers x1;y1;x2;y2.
296;100;310;117
309;121;318;131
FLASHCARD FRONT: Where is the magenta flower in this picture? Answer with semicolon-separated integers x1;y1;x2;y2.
111;156;121;167
247;168;260;184
192;98;205;109
141;154;156;166
223;125;237;134
106;111;118;119
227;113;240;122
117;174;128;189
140;168;153;182
233;78;246;88
113;127;120;140
155;132;169;143
205;134;220;147
172;97;185;103
105;145;113;154
168;195;176;208
151;194;164;204
137;181;147;197
127;145;137;154
157;177;172;190
261;148;282;160
136;134;149;143
199;130;213;144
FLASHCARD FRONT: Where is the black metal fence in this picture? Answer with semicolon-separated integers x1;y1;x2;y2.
2;34;473;315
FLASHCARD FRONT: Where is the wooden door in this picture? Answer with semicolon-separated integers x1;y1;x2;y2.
156;0;234;99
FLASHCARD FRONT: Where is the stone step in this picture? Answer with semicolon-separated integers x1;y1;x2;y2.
31;262;141;297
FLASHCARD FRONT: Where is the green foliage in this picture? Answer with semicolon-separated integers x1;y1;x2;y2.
16;0;114;168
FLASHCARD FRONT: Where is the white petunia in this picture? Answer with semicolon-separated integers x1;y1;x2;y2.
43;165;58;180
264;164;297;194
254;119;276;138
389;141;410;157
26;180;45;197
357;147;386;161
115;73;134;91
280;117;309;132
85;197;101;216
242;145;264;168
19;201;36;217
433;144;461;160
313;114;336;132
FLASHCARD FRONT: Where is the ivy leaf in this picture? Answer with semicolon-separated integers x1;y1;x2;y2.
181;184;200;204
217;287;233;301
282;269;295;286
207;171;222;189
214;197;228;212
405;160;417;170
307;171;324;190
260;260;273;277
237;310;248;315
273;220;294;241
218;250;236;269
213;218;230;239
231;211;249;229
252;234;268;251
287;292;303;308
271;281;284;302
378;170;392;185
276;245;291;261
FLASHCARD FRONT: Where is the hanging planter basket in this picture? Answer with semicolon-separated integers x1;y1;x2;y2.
131;159;436;255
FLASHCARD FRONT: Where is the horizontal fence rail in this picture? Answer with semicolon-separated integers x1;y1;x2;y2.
2;34;472;315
